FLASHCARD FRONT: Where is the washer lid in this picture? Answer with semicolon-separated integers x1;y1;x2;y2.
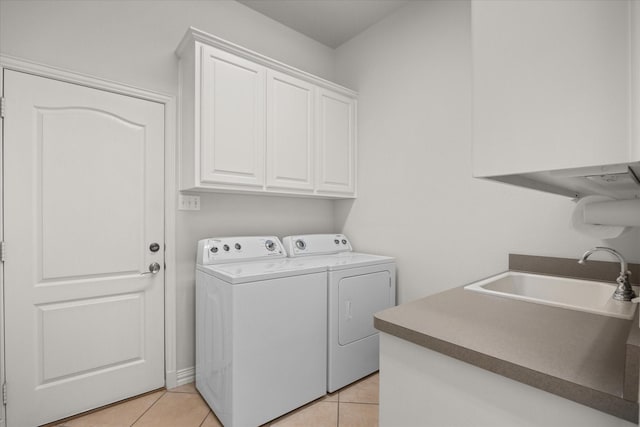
197;258;326;284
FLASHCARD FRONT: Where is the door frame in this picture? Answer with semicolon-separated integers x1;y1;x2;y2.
0;55;179;425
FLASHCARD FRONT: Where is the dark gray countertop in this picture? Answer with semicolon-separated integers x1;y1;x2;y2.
375;257;640;423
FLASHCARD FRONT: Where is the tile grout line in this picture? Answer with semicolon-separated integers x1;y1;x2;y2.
197;409;212;427
190;386;214;427
339;401;379;406
130;390;167;427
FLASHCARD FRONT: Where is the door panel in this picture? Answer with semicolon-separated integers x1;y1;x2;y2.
338;271;392;345
200;45;265;186
316;89;356;194
40;108;144;279
39;293;144;382
266;70;314;190
3;69;165;426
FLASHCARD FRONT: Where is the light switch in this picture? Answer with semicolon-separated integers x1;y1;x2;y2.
178;194;200;211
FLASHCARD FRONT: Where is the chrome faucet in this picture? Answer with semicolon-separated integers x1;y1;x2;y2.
578;247;636;301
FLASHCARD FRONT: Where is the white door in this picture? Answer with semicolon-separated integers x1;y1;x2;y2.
3;70;165;426
199;44;266;188
316;89;356;195
266;70;315;191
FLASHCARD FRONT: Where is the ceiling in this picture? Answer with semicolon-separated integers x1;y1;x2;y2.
238;0;410;48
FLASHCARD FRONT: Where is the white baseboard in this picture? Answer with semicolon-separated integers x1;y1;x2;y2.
176;367;195;386
165;369;178;389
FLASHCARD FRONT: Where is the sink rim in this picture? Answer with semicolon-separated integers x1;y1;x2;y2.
464;271;637;320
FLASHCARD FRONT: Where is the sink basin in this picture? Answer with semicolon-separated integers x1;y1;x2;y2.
464;272;637;320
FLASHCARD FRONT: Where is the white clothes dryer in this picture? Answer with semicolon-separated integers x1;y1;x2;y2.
195;236;327;427
283;234;396;392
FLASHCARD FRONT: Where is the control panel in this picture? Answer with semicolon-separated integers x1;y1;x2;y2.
283;234;352;257
196;236;286;265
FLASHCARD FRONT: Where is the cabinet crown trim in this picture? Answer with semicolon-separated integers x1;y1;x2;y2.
175;27;357;98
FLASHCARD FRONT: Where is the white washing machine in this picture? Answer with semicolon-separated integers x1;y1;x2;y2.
283;234;396;392
195;236;327;427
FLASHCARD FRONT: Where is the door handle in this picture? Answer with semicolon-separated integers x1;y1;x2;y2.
345;300;352;320
141;262;161;275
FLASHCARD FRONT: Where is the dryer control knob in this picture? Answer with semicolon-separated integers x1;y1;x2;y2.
223;244;230;251
296;239;306;250
210;246;218;253
265;240;276;251
235;243;242;250
342;239;347;245
334;239;340;245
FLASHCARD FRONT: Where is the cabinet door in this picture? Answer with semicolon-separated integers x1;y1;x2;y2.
199;45;266;187
316;89;356;195
472;0;633;177
266;70;315;191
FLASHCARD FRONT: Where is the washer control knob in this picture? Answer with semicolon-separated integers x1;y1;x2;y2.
235;243;242;250
210;246;218;254
296;239;306;250
265;240;276;251
342;239;348;245
334;239;340;245
223;244;230;252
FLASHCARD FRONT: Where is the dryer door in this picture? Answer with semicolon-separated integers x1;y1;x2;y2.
338;271;393;345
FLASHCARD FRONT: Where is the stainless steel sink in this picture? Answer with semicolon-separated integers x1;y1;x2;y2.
464;272;638;320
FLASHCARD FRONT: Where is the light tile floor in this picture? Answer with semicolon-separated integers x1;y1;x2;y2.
50;373;379;427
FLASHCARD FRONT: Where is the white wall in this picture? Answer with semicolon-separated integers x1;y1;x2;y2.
333;0;640;304
0;0;337;373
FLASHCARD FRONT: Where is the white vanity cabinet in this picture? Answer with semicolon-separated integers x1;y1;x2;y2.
177;28;358;198
472;0;640;197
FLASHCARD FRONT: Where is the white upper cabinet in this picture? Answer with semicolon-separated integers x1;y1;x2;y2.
200;45;265;188
472;0;640;198
177;28;358;198
316;89;356;195
266;70;315;192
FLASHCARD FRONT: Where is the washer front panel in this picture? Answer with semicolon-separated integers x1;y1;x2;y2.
196;270;327;426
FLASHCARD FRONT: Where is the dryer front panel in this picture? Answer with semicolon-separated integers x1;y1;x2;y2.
338;271;393;345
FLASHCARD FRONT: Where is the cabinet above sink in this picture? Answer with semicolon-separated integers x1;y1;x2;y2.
472;0;640;199
176;27;357;199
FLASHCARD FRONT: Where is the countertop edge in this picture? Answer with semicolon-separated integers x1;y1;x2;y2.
375;316;639;423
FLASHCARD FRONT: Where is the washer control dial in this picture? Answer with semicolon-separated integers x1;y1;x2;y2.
235;243;242;250
295;239;307;250
265;240;276;251
223;244;230;252
210;246;218;254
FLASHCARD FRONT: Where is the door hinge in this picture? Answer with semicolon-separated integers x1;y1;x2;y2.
3;383;7;405
0;242;5;263
0;97;5;119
